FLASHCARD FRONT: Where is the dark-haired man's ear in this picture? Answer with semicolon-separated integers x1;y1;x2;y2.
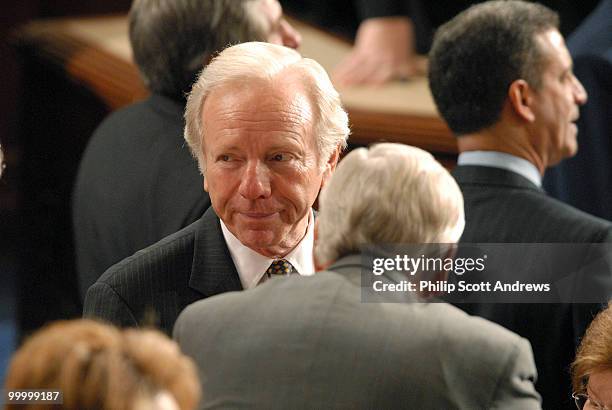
508;79;536;123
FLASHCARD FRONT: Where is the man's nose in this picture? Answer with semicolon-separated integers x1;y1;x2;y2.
239;161;272;200
572;74;588;105
281;19;301;49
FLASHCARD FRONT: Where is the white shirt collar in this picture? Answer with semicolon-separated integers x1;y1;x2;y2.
220;210;315;289
457;151;542;187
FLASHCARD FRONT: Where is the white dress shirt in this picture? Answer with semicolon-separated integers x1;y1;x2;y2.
220;210;315;289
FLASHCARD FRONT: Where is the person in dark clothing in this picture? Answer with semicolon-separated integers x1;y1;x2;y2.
428;2;612;408
72;0;301;299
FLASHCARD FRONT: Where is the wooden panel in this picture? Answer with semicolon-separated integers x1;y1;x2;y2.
12;15;147;110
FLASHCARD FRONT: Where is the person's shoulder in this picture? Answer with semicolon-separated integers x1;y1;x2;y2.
92;98;157;135
176;272;347;326
96;218;202;287
88;95;183;146
421;303;535;384
428;303;524;345
457;165;612;242
525;191;612;241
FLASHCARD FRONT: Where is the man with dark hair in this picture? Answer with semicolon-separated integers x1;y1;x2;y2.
73;0;300;299
428;1;612;408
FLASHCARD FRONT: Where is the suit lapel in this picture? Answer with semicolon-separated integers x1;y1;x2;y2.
452;165;544;193
189;208;243;297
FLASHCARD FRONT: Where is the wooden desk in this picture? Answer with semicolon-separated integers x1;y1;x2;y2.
14;14;456;156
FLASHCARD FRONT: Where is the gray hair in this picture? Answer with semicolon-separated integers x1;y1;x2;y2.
184;41;349;172
129;0;267;99
315;143;465;264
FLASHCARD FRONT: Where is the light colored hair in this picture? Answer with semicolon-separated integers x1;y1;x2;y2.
572;303;612;394
4;320;201;410
314;143;465;264
184;41;349;172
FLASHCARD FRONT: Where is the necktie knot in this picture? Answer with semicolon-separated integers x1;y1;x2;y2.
266;259;294;277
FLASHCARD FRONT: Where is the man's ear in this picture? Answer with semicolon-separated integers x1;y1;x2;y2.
203;177;209;192
321;145;342;187
508;79;536;123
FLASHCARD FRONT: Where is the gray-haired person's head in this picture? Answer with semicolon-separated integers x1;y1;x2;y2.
129;0;270;100
184;41;349;173
314;143;465;265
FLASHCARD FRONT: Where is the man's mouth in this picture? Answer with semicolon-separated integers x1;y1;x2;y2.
239;212;278;219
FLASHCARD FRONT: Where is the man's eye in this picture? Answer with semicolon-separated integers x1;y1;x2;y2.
271;153;290;161
218;155;231;162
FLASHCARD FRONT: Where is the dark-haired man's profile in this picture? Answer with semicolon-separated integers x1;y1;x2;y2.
428;1;612;408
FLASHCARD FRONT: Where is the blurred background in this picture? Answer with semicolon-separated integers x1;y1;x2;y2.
1;0;134;384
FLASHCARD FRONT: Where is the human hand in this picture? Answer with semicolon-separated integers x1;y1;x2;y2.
332;17;427;86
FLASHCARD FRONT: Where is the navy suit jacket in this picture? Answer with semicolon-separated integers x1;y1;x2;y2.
83;207;242;335
452;164;612;410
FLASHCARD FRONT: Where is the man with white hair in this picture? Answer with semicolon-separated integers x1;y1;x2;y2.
174;143;541;409
73;0;301;299
84;42;349;335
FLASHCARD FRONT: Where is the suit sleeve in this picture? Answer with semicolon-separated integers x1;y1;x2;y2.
83;281;139;328
489;337;542;410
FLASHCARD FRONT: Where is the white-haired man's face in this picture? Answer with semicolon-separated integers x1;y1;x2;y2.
201;78;336;258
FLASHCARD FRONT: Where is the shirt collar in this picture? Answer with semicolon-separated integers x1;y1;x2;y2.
220;210;315;289
457;151;542;187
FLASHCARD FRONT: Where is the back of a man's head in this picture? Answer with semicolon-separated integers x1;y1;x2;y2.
129;0;268;100
314;143;464;265
428;0;559;135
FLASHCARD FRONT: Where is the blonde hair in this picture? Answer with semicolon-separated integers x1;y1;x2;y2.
184;41;349;172
572;303;612;393
4;320;201;410
315;143;465;264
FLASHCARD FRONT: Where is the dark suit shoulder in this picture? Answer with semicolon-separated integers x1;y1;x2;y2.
529;190;612;241
495;188;612;243
90;94;184;142
455;166;612;243
84;218;204;334
97;218;200;287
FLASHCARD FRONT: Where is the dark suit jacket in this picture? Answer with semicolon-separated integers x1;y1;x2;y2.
73;94;211;300
175;254;542;410
83;207;241;335
452;164;612;410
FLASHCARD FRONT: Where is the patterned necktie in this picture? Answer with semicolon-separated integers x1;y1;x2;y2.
266;259;295;278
